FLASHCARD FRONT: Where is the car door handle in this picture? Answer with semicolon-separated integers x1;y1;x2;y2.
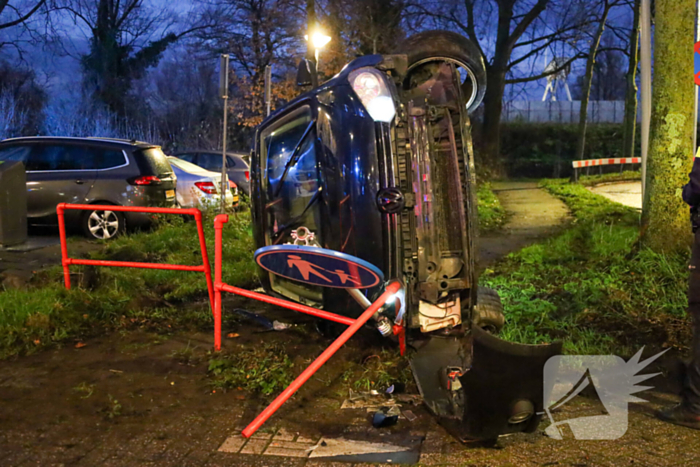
75;179;84;185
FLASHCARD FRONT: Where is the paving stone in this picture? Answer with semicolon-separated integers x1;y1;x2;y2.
217;435;247;453
264;446;311;458
265;440;316;457
295;435;319;444
240;438;269;455
272;428;296;441
249;431;273;440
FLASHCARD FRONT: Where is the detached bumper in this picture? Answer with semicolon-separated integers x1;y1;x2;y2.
411;326;562;442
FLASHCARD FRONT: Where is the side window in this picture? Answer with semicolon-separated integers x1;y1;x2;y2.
226;156;236;168
26;145;93;171
198;153;222;171
260;106;320;238
94;149;126;170
177;153;196;163
262;108;314;196
0;145;31;164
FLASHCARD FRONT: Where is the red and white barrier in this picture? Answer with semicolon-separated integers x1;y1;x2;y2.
572;157;640;168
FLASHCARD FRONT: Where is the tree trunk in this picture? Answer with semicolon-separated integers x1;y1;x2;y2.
575;3;610;161
481;67;507;161
622;0;641;159
641;0;696;252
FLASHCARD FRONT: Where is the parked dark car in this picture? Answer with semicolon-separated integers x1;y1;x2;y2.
250;30;561;443
0;137;177;239
173;150;250;196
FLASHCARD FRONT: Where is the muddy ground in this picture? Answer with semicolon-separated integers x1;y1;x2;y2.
1;182;700;466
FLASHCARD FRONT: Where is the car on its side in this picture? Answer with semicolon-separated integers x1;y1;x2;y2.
167;156;238;210
173;150;250;196
0;136;177;239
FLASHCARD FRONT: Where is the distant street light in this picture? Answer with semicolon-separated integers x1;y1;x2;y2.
304;29;331;86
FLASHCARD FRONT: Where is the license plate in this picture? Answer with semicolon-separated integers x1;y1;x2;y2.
166;189;175;198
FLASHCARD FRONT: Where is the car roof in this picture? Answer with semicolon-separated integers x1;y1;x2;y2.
0;136;159;150
174;150;248;158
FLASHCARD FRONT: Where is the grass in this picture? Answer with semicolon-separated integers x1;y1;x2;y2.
482;178;689;355
477;182;508;232
577;170;641;187
339;349;414;393
0;211;257;358
207;343;294;396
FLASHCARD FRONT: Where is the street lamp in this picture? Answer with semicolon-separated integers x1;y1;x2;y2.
304;29;331;86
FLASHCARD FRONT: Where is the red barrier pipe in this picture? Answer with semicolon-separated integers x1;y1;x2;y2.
221;284;356;326
59;204;200;216
68;259;204;272
213;214;229;351
56;203;214;317
241;281;402;438
57;204;71;289
194;210;215;314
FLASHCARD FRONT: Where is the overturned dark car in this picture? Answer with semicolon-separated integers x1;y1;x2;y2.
250;31;561;443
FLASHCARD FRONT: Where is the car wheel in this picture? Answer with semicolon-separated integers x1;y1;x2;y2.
472;286;505;334
82;208;124;240
398;30;487;115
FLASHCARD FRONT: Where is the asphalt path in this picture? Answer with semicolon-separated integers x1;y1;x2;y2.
588;181;642;210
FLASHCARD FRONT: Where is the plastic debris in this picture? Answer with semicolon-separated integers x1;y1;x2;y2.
272;320;294;331
372;406;400;428
402;410;417;422
386;384;395;394
233;308;274;330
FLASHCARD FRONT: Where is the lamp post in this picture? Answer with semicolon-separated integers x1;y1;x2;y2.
305;30;331;87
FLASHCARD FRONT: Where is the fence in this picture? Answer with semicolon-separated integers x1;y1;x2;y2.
502;101;631;124
572;157;641;180
56;203;214;314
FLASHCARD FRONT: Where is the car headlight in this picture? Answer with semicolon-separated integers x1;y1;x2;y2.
349;68;396;123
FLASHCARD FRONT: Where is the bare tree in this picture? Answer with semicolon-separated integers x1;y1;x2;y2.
622;0;640;159
0;0;53;58
575;0;620;161
408;0;590;159
59;0;205;115
194;0;304;126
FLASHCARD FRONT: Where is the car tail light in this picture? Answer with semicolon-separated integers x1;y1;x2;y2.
129;175;161;186
195;182;218;194
245;170;250;182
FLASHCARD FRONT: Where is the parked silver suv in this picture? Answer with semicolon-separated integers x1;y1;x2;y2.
0;137;177;239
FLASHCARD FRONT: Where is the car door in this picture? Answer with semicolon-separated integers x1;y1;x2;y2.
259;105;323;303
25;143;97;219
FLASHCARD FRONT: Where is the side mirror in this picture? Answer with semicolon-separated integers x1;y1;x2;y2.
296;59;313;87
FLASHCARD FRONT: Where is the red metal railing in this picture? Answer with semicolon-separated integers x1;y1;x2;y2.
56;203;215;323
213;214;401;437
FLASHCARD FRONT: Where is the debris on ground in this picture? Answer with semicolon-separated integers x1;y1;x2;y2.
402;409;417;422
233;308;274;330
372;406;400;428
232;309;295;332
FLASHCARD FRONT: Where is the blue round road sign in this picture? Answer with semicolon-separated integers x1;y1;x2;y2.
255;245;384;289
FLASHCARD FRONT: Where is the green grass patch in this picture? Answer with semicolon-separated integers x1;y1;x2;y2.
477;182;507;232
0;212;256;358
208;343;294;396
483;179;688;355
577;170;641;187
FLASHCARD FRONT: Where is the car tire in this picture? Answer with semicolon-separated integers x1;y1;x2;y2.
472;286;505;334
398;30;487;114
82;208;125;240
